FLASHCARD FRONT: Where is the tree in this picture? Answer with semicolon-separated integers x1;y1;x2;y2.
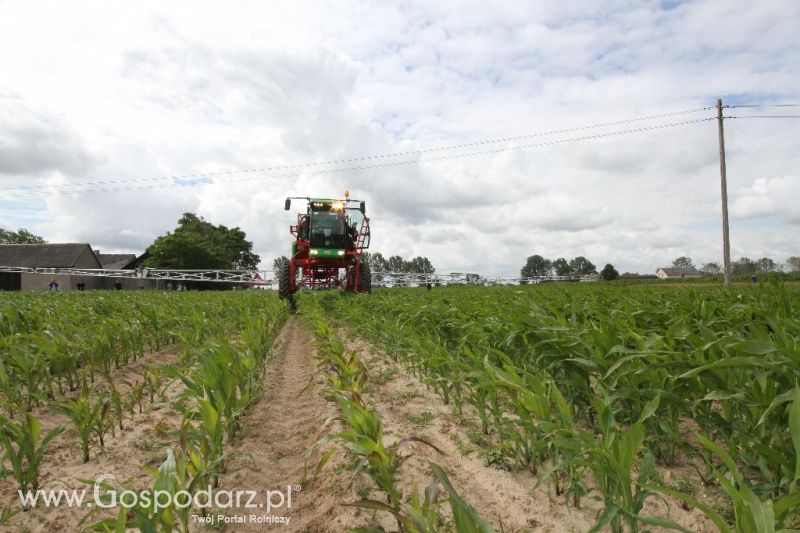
672;256;694;269
0;228;46;244
787;256;800;272
370;252;389;272
600;264;619;281
273;256;289;272
551;257;571;276
406;256;435;274
569;256;597;275
732;257;757;275
702;262;721;275
387;255;405;273
756;257;776;272
144;213;260;269
521;255;552;277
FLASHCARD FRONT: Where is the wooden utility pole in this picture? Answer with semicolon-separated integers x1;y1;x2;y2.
717;99;732;289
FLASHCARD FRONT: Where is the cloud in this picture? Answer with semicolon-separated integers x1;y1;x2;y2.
731;176;800;224
0;95;94;177
0;0;797;275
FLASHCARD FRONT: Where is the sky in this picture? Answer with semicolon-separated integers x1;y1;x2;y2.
0;0;798;275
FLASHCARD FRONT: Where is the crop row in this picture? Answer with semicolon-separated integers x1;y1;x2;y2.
299;295;493;533
317;283;800;532
0;291;287;531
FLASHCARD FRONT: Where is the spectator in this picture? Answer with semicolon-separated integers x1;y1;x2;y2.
48;279;59;293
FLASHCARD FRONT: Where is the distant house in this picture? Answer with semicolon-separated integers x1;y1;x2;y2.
655;267;702;279
0;243;103;291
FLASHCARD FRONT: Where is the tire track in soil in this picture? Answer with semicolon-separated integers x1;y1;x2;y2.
208;316;357;532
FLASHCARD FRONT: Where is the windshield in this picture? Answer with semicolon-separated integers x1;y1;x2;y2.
310;210;347;248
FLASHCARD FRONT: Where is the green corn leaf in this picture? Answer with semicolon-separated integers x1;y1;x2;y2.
639;392;661;422
678;357;777;379
756;388;796;427
734;340;776;355
630;513;694;533
429;463;494;533
640;484;730;533
620;422;645;474
774;493;800;520
790;387;800;489
695;432;740;479
589;503;620;533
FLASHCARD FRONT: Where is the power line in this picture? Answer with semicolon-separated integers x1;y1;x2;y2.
726;103;800;108
726;115;800;119
0;117;714;200
2;106;713;197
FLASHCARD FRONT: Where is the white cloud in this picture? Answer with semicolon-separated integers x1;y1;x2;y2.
0;0;798;274
731;176;800;224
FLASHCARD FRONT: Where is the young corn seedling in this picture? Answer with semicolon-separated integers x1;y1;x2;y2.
143;367;165;404
580;393;697;533
0;361;22;419
0;413;64;491
645;386;800;532
107;378;124;434
84;448;193;533
348;463;495;533
51;387;106;463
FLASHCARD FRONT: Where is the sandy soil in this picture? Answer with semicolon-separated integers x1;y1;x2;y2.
206;316;352;532
0;347;185;532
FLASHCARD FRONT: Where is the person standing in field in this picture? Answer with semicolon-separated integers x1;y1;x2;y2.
48;279;59;293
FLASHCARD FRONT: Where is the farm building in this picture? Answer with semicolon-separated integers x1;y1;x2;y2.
0;243;151;291
0;243;104;291
96;252;137;270
655;267;702;279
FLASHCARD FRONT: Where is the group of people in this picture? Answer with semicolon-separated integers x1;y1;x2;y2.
47;278;145;292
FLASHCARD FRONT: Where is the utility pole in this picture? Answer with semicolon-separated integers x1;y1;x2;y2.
717;98;732;289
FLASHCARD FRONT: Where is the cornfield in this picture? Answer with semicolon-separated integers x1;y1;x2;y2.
0;290;287;531
1;282;798;532
314;282;800;532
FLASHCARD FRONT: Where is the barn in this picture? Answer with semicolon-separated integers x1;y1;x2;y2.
0;243;104;291
655;267;702;279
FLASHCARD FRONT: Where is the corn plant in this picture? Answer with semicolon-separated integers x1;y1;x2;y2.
128;378;146;414
303;299;492;533
0;413;64;491
349;463;495;533
646;386;800;532
106;377;124;433
318;282;800;522
84;448;193;533
51;387;107;463
143;367;165;404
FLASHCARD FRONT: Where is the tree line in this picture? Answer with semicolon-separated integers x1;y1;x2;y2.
672;256;800;274
520;255;617;278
